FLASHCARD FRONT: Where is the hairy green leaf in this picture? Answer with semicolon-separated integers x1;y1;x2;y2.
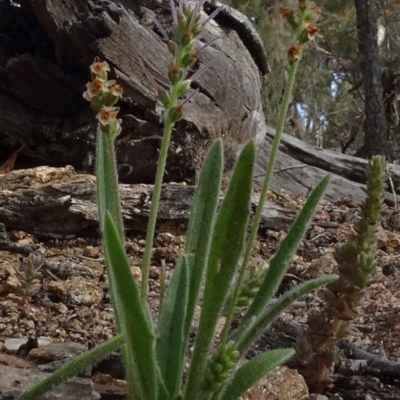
236;275;338;353
157;256;189;398
104;212;158;400
234;175;330;344
184;141;255;400
220;349;295;400
184;139;223;341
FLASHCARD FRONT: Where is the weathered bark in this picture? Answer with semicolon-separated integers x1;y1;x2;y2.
254;317;400;383
354;0;388;158
0;165;297;240
255;126;400;205
0;0;267;184
1;127;400;241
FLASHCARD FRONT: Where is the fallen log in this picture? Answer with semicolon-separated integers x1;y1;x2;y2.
0;166;297;240
255;126;400;206
0;0;267;185
2;124;400;241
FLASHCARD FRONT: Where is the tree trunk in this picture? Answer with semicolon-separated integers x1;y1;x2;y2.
354;0;388;158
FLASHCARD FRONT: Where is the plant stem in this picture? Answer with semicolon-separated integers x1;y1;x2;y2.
96;128;124;330
314;316;342;385
220;60;299;343
104;131;125;241
96;129;135;394
141;116;174;302
159;259;166;319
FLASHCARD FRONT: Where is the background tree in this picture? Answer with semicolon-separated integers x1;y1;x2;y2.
223;0;400;161
354;0;388;158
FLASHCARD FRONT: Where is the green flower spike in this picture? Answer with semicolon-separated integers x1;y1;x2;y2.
203;341;240;393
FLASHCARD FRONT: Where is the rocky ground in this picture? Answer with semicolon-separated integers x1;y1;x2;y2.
1;189;400;399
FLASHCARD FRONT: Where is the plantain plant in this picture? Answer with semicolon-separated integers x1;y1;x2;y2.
296;155;387;393
18;1;337;399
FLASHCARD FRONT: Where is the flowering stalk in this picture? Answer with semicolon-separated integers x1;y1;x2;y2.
140;0;220;302
83;58;124;320
83;59;147;395
296;155;387;393
221;0;321;344
203;341;240;396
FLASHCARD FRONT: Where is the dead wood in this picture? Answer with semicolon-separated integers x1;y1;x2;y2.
0;362;127;400
0;166;297;240
0;0;267;185
338;341;400;380
0;364;99;400
1;0;399;216
2;132;400;241
0;223;39;255
255;126;400;206
257;317;400;383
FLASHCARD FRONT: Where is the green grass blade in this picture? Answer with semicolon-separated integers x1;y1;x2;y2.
184;141;255;400
157;256;189;398
183;139;223;345
103;212;158;400
234;275;339;353
219;349;295;400
234;175;330;340
17;334;124;400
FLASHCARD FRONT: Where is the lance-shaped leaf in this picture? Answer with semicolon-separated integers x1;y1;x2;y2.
220;349;295;400
183;139;223;345
184;141;255;400
157;255;189;398
234;275;338;353
103;212;158;400
17;334;125;400
233;175;330;343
